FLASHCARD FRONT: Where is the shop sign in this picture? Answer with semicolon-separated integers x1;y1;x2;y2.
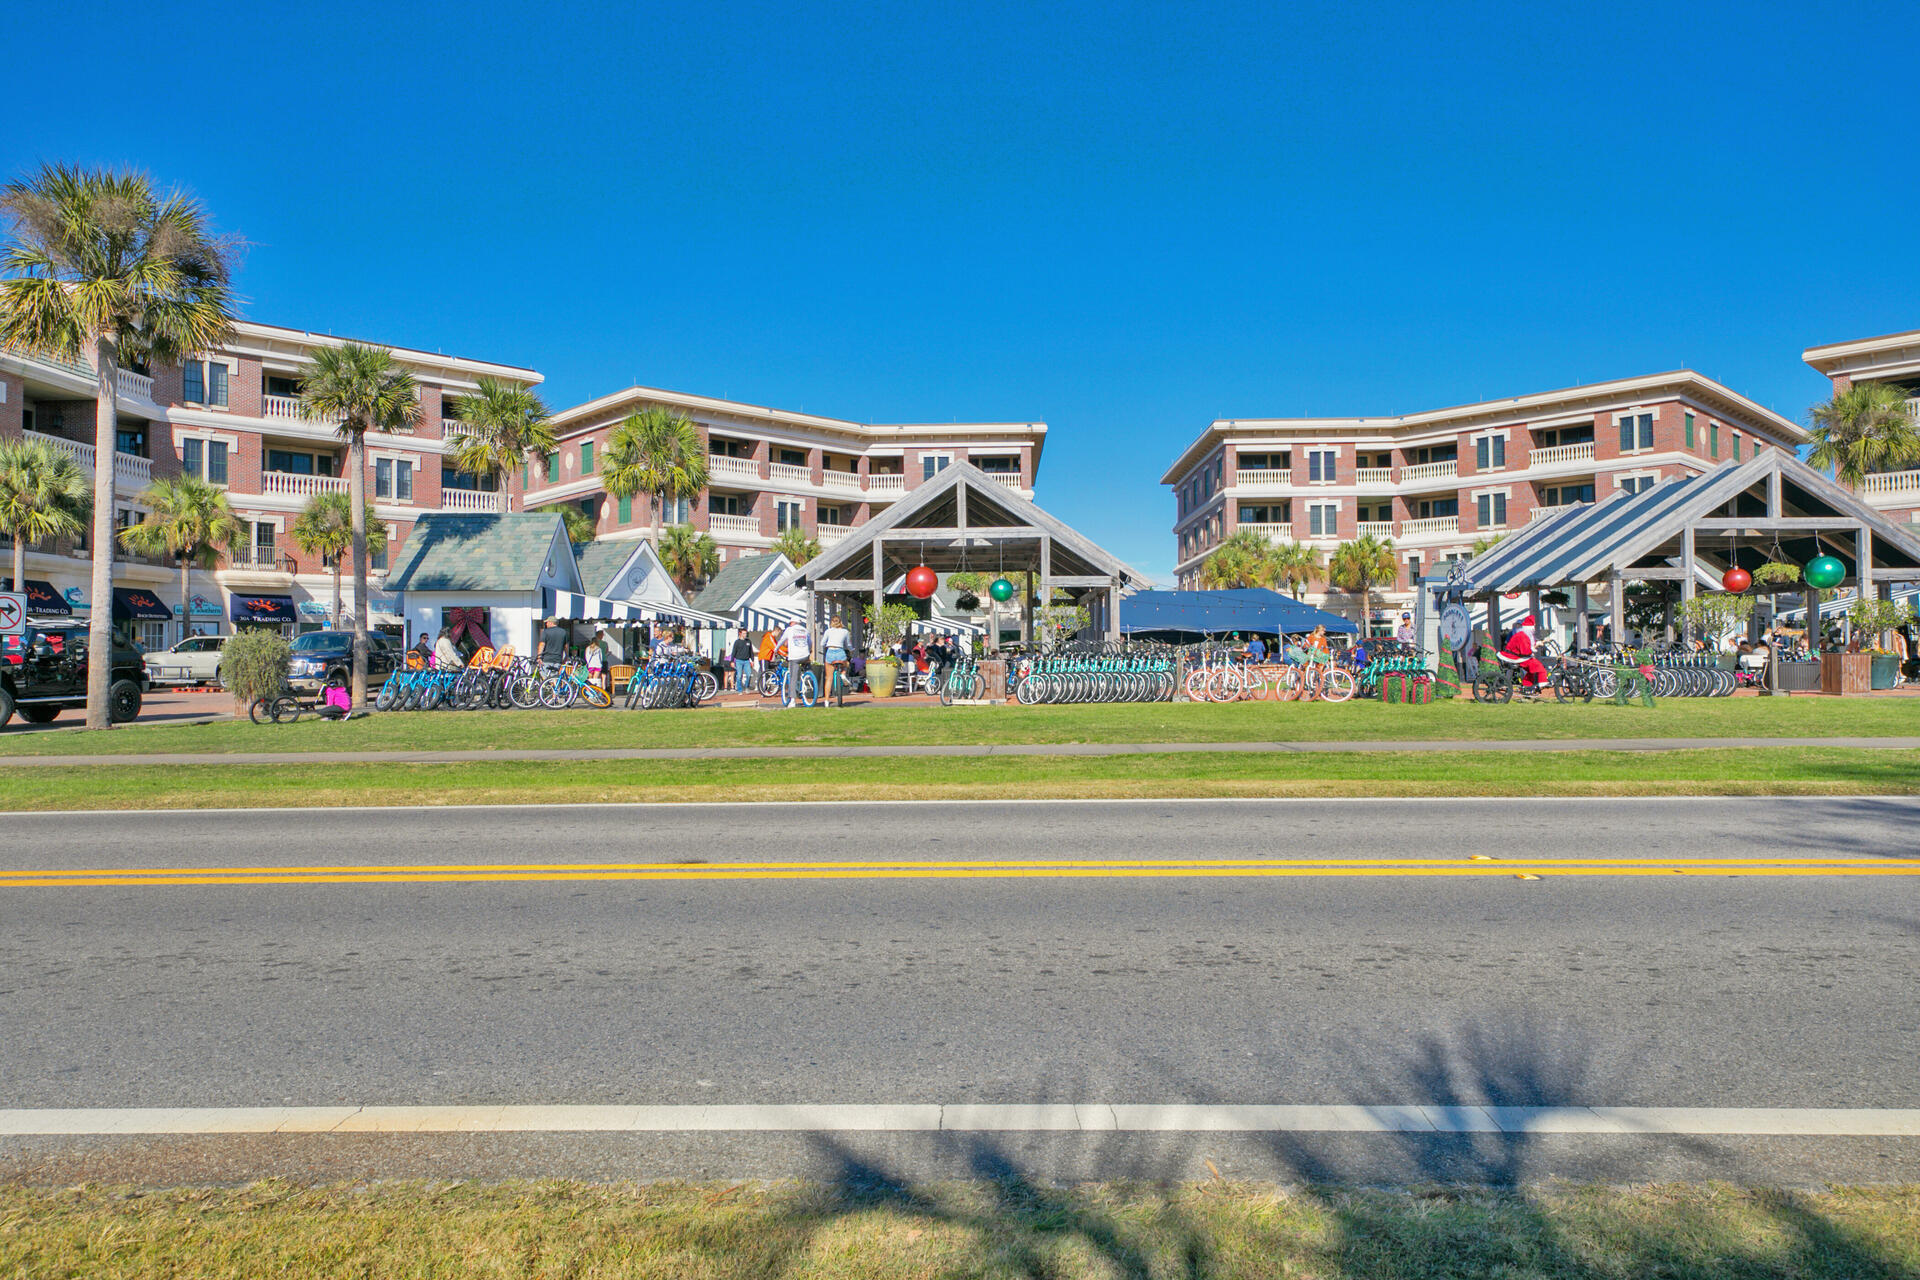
295;600;332;619
63;586;88;615
188;592;224;617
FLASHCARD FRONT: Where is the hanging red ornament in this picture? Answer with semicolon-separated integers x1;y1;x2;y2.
905;565;938;599
1721;567;1752;593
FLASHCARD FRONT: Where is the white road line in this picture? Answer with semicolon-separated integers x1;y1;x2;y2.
3;1105;1919;1137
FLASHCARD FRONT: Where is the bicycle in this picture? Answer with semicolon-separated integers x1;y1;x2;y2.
784;662;819;708
248;687;306;724
541;660;613;709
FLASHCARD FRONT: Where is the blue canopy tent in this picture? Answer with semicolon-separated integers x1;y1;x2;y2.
1119;589;1358;638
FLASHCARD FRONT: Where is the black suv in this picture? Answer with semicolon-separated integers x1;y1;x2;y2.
286;629;404;695
0;622;149;728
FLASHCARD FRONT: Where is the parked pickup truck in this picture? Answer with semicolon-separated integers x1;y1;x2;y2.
144;634;228;688
286;629;404;696
0;622;149;728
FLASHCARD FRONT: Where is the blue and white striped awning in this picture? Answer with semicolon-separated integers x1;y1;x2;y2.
909;616;984;636
549;591;733;626
741;604;803;631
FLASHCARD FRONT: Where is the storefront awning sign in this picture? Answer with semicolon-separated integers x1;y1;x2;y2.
111;587;174;622
2;579;74;616
231;594;297;623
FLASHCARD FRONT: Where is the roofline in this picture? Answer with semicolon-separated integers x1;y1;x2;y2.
1802;328;1920;372
1159;370;1808;483
226;320;543;383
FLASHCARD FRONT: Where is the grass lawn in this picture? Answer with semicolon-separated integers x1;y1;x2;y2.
4;1180;1916;1278
2;696;1918;757
0;747;1912;810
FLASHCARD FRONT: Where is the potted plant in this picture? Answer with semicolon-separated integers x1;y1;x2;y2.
222;629;292;719
1848;599;1916;689
862;602;919;699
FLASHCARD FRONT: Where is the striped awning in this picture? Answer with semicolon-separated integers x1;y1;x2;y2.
549;591;649;621
909;616;984;636
741;604;803;631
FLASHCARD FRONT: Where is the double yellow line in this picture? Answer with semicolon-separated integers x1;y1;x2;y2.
1;857;1914;888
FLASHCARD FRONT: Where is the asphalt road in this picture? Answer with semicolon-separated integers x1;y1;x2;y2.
3;798;1917;1185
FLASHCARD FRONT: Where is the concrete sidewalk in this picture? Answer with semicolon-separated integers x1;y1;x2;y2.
4;736;1918;766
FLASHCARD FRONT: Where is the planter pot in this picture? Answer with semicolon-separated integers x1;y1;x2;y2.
866;658;900;699
1777;660;1823;693
1871;653;1898;690
1820;652;1872;696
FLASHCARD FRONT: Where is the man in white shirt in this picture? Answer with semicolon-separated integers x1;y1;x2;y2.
819;615;854;707
778;619;812;707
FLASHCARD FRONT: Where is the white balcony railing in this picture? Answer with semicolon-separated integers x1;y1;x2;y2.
1398;460;1458;484
439;488;503;513
821;469;865;491
1233;467;1291;489
262;394;341;423
1400;515;1460;538
987;472;1024;489
24;430;151;490
116;368;154;400
1907;397;1920;422
1528;441;1596;468
1237;523;1295;543
768;462;812;484
1354;467;1394;486
441;418;479;440
1356;521;1395;539
708;513;762;538
866;473;905;493
1862;470;1920;497
816;524;852;544
707;454;761;482
1530;503;1578;522
261;471;351;498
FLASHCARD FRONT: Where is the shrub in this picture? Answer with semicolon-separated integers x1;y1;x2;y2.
222;629;290;704
863;602;921;651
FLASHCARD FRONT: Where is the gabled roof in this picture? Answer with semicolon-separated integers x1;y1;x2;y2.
574;538;688;607
783;460;1144;590
573;540;637;596
386;513;583;594
1456;451;1920;595
693;553;790;613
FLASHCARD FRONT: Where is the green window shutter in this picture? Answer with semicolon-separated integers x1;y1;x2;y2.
522;462;529;490
547;452;559;483
1685;413;1695;449
581;441;593;474
1733;435;1741;460
1709;424;1718;458
618;494;632;523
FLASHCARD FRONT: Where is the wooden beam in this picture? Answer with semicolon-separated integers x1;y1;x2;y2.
1691;518;1862;531
1767;469;1783;518
1678;525;1696;641
1045;574;1116;588
813;578;876;592
866;525;1043;539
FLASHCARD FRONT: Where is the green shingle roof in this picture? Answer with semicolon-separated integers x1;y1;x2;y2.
386;513;572;592
693;553;784;613
573;539;638;596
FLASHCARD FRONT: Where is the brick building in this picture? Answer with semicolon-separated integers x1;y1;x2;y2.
1162;372;1805;625
1802;328;1920;527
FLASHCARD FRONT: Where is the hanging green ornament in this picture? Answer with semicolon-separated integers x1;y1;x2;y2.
1804;555;1845;590
989;577;1015;602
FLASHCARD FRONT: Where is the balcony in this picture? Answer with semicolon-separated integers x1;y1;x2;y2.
821;469;865;492
986;472;1025;490
816;524;852;545
25;430;152;490
262;471;351;498
1400;515;1460;538
1356;521;1395;539
768;461;811;485
1233;467;1291;490
1862;470;1920;498
1398;460;1457;485
439;488;503;513
709;513;762;538
224;546;297;573
116;368;154;400
1530;502;1579;522
866;473;905;494
1529;442;1596;468
441;418;479;440
708;454;761;483
1354;467;1394;486
263;394;341;423
1237;523;1296;544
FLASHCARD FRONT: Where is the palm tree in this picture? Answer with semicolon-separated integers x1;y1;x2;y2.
289;492;386;629
536;502;598;545
771;525;821;567
1270;541;1323;599
603;407;709;544
1327;533;1397;632
297;343;420;708
447;375;555;502
1809;381;1920;489
1199;530;1279;588
1470;533;1505;557
118;475;244;643
0;436;91;596
658;524;718;594
0;164;236;727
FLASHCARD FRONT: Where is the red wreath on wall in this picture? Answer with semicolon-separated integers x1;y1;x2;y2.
445;607;491;650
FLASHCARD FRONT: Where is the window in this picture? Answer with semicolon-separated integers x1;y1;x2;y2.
580;441;593;474
707;494;743;516
1474;435;1506;470
661;496;690;524
1476;492;1508;527
1407;555;1421;582
116;424;146;458
1307;502;1338;537
1619;475;1655;495
1684;412;1695;449
375;458;412;501
375;458;391;498
182;361;203;403
1619;412;1653;452
522;462;530;490
1307;450;1337;483
255;522;276;558
1238;503;1288;524
546;452;559;483
208;362;228;407
372;525;391;572
268;449;313;475
780;448;807;468
140;621;167;651
1543;482;1594;506
181;438;201;478
1709;423;1719;458
396;462;412;502
206;441;228;486
776;499;804;531
618;494;632;523
265;374;301;398
1417;496;1459;519
921;454;950;481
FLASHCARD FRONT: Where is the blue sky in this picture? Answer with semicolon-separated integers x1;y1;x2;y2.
12;0;1918;580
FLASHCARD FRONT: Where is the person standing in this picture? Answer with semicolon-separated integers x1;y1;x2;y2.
584;628;610;692
538;617;567;669
778;617;812;707
1247;633;1268;664
1395;612;1416;646
820;613;853;707
730;628;755;694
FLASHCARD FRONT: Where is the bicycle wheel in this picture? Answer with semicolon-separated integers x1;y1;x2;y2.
694;672;718;702
269;695;304;723
248;697;274;725
1320;668;1355;703
580;681;613;709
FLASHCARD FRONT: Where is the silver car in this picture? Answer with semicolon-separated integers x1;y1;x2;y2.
144;635;228;687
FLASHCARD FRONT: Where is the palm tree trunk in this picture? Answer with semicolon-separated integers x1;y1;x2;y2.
12;535;24;603
347;428;369;710
86;336;119;730
652;491;664;545
180;552;191;647
330;560;342;630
